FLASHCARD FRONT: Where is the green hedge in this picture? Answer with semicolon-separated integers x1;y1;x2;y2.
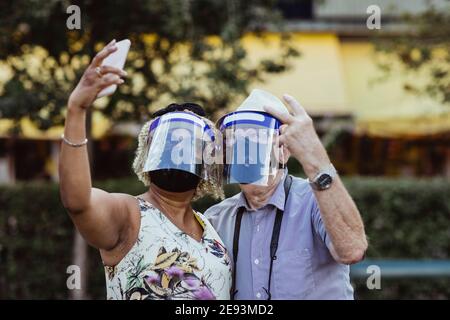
1;177;449;299
343;178;450;299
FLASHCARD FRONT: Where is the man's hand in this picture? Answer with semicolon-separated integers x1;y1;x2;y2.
264;94;330;179
266;94;367;264
68;39;127;110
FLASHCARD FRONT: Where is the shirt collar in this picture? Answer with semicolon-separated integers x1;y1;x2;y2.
234;169;288;215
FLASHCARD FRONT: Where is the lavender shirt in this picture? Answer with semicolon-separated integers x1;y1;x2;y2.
205;171;354;300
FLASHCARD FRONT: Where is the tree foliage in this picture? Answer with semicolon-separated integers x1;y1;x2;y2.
374;3;450;105
0;0;299;130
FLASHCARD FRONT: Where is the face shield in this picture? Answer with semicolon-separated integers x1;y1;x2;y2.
142;111;215;179
218;111;284;186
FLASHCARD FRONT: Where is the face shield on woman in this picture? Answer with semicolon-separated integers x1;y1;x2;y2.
218;110;284;186
141;111;216;191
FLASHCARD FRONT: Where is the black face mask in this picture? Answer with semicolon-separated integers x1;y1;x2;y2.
149;169;201;193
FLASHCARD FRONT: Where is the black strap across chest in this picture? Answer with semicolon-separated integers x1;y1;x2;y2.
231;175;293;300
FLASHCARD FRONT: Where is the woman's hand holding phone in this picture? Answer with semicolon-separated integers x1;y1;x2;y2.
68;39;128;111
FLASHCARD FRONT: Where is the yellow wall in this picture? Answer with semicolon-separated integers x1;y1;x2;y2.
340;42;450;137
243;33;349;115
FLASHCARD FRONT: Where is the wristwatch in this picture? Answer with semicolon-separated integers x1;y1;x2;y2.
307;163;337;191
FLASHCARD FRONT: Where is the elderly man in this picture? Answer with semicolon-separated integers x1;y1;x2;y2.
205;89;368;300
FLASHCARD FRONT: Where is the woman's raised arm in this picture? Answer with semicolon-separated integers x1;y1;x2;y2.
59;40;133;251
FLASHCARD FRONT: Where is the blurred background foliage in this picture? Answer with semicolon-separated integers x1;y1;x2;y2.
0;0;298;131
1;177;449;299
374;4;450;105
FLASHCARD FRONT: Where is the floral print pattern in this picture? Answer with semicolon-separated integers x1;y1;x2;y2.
104;198;231;300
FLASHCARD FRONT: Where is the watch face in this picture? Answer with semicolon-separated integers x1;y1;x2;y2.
317;173;332;189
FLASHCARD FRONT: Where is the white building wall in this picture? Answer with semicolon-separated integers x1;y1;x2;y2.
315;0;448;19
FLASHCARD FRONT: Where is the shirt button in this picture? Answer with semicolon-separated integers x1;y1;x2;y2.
254;259;259;265
256;292;261;299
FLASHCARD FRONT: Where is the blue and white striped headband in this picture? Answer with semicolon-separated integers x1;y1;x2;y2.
149;111;215;141
219;110;282;131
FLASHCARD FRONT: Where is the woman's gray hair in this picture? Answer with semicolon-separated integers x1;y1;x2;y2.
132;114;224;201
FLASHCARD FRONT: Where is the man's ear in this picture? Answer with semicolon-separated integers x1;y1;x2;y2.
281;145;291;165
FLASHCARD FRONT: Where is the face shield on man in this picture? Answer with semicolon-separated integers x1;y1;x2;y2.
217;89;289;186
218;110;284;186
141;111;216;192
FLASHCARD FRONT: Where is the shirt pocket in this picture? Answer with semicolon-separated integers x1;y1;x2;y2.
273;248;315;299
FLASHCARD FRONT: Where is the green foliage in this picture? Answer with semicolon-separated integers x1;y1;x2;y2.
1;176;449;299
373;4;450;105
345;177;450;299
0;0;298;131
345;178;450;259
0;182;73;299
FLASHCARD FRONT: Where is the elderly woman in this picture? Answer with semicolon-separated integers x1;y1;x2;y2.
59;40;231;300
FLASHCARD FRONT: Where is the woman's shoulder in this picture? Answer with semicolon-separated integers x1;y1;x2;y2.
135;196;153;210
194;211;223;238
193;210;209;225
135;196;165;220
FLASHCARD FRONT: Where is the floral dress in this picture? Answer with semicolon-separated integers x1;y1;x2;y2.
104;197;232;300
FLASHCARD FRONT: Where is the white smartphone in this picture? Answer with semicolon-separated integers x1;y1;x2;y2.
97;39;131;98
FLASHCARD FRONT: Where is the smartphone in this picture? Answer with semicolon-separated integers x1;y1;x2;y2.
97;39;131;98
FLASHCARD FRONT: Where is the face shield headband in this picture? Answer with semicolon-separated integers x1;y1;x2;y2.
218;111;284;186
141;111;215;180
